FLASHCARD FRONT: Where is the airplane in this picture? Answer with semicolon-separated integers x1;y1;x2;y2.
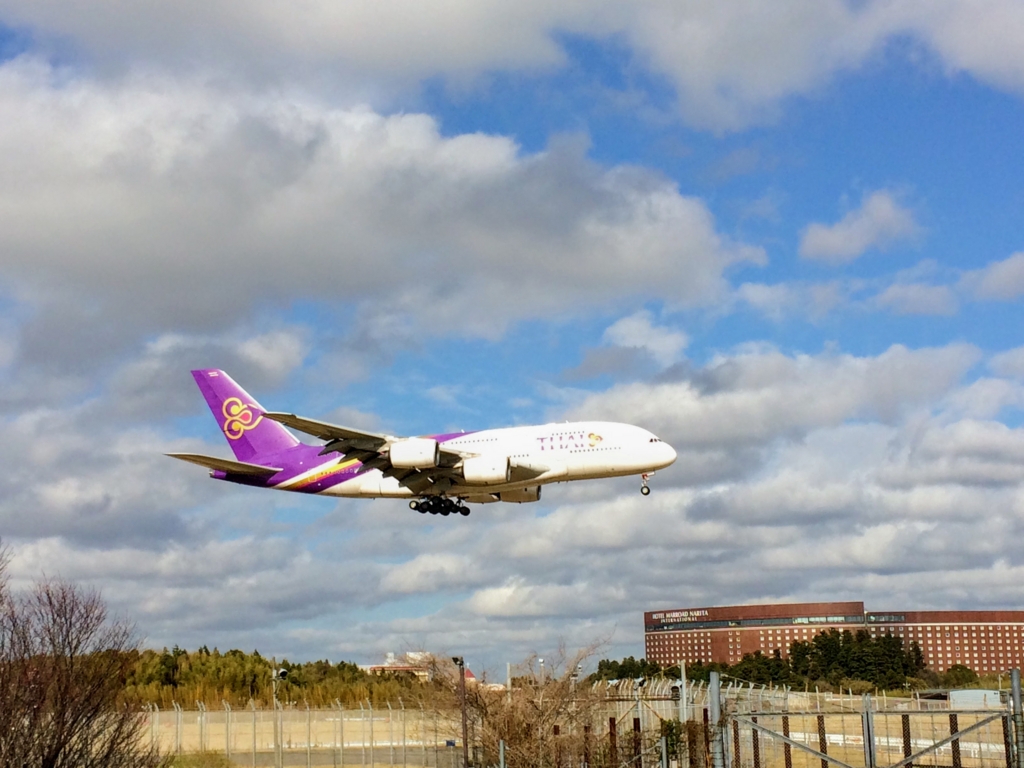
168;369;677;516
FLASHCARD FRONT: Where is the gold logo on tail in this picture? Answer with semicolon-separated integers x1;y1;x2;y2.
222;397;263;440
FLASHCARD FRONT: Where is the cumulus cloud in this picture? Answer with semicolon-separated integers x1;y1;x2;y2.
567;342;980;451
961;252;1024;300
799;190;920;264
874;283;959;316
566;311;689;380
5;340;1024;665
0;60;762;376
1;1;1023;131
990;346;1024;379
602;311;689;368
735;281;848;321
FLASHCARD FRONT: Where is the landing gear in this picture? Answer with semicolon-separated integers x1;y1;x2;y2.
640;473;652;496
412;497;471;517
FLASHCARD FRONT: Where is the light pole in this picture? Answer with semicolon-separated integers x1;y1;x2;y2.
539;658;545;686
453;657;470;768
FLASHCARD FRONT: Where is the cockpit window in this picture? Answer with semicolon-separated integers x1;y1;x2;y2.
649;438;662;442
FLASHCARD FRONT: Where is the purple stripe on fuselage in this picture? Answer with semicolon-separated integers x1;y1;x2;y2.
213;431;478;494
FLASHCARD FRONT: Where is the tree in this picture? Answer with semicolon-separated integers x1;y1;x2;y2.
589;656;662;682
0;549;162;767
943;664;979;688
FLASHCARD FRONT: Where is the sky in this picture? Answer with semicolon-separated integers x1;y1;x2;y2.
2;0;1024;678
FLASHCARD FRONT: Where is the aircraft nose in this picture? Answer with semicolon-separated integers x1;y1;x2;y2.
658;441;677;468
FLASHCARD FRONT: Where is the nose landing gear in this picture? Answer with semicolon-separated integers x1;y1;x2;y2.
640;473;652;496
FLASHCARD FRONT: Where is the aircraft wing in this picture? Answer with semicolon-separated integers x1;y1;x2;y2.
166;453;282;476
262;412;390;450
261;411;468;487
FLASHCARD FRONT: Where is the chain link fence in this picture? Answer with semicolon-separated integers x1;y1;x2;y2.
151;673;1024;768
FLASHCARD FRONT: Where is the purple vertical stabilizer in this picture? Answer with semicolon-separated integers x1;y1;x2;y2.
191;369;299;463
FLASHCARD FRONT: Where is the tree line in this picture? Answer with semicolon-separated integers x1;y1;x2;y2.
124;646;429;708
592;629;981;691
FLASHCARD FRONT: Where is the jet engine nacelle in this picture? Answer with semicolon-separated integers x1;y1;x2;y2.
500;486;542;503
389;438;440;469
462;455;511;485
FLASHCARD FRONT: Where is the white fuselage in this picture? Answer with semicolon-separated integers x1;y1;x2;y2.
320;421;676;499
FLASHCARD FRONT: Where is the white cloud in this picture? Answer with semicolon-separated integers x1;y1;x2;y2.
800;190;920;264
0;60;762;372
874;283;958;316
735;281;847;321
601;311;689;368
0;1;1023;132
961;252;1024;300
4;342;1024;665
990;346;1024;379
567;342;979;450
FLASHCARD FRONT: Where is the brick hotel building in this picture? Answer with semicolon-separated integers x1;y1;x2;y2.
644;602;1024;674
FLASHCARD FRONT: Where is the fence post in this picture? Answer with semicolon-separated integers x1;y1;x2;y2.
661;736;669;768
609;717;618;766
342;700;350;765
224;701;232;759
251;699;257;768
862;694;876;768
949;713;962;768
388;701;395;766
277;700;285;768
400;698;407;768
152;704;159;752
709;671;726;768
902;713;913;768
199;701;208;752
307;702;312;768
1013;669;1024;768
499;739;506;768
173;701;182;754
359;702;366;767
680;661;688;723
369;700;375;768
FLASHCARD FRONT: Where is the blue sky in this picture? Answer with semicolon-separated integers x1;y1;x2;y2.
2;1;1024;677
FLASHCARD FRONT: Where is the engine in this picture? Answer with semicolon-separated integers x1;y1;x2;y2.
461;455;511;485
500;486;542;503
388;438;440;469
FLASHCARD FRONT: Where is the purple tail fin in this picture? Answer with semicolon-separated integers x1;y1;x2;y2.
191;369;299;462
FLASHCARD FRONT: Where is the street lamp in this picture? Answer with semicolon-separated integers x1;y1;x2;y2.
452;657;470;768
271;668;288;706
538;658;544;685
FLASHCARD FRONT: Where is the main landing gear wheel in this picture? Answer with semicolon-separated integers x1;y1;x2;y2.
640;473;652;496
413;497;470;517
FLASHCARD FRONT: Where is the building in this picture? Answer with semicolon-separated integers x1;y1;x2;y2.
366;651;433;682
644;601;1024;674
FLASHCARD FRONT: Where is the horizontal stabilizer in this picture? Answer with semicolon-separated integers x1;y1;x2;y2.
166;453;282;476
